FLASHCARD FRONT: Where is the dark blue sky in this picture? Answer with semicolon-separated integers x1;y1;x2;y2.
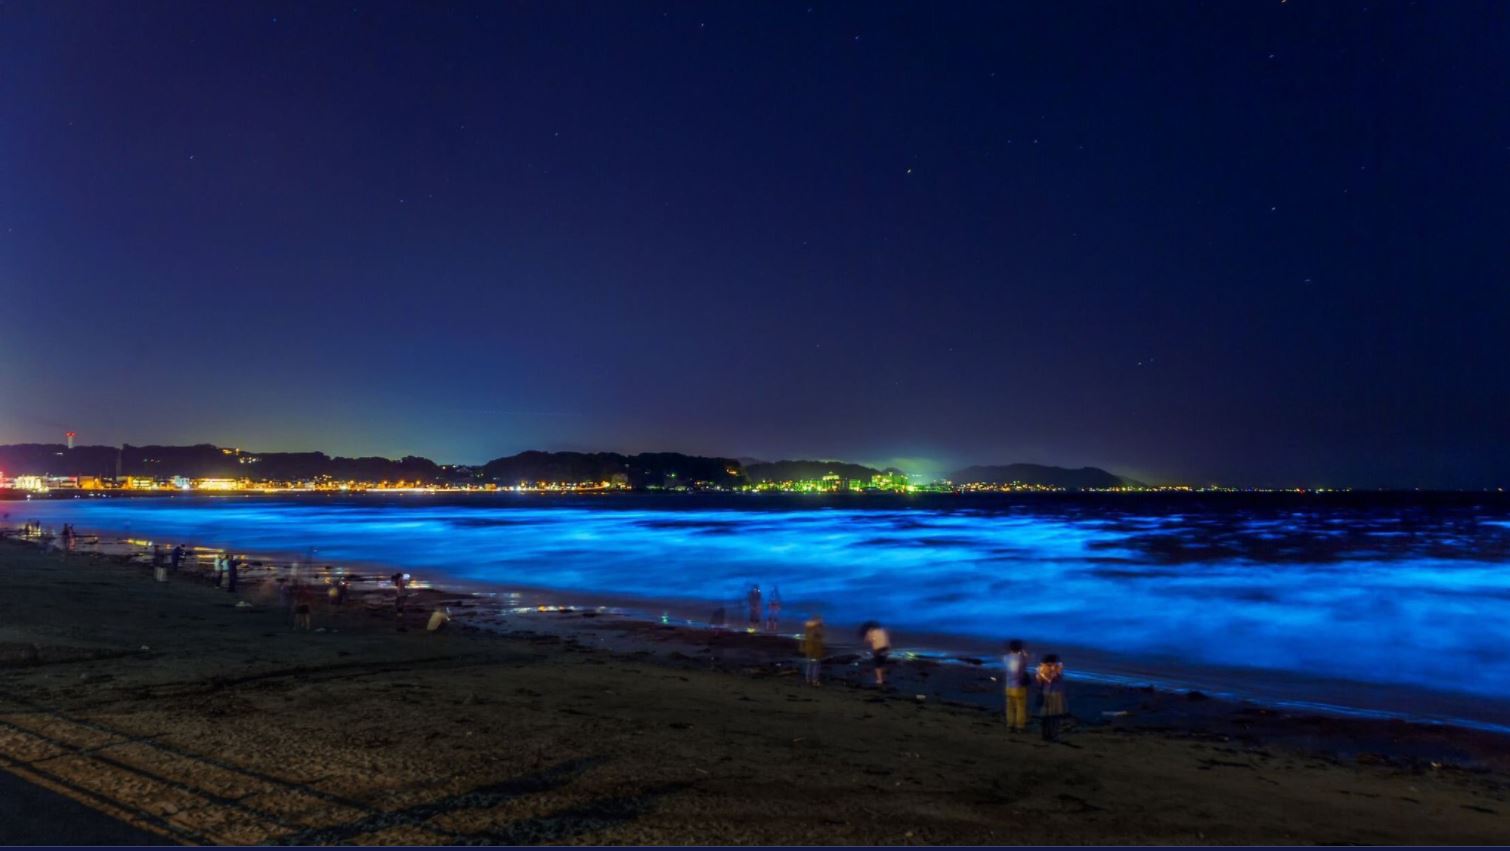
2;2;1506;487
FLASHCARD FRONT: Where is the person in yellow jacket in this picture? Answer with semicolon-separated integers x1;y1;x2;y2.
1002;639;1032;732
801;614;826;686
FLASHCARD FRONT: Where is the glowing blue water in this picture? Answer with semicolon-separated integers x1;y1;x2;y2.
12;494;1510;728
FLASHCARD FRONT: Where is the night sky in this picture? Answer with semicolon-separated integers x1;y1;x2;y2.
2;2;1506;488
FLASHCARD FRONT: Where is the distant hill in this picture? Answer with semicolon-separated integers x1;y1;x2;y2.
744;459;882;483
2;441;1139;491
482;450;742;488
0;443;445;483
0;443;744;488
949;463;1137;489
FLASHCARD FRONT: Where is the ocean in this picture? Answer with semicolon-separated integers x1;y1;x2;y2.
10;491;1509;731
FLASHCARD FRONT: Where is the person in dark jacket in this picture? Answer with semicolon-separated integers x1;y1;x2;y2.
1037;653;1068;741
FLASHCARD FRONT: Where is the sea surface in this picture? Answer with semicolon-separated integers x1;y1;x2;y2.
10;492;1510;731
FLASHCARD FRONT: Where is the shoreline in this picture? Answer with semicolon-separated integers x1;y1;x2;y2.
1;536;1507;843
10;528;1510;771
9;521;1509;744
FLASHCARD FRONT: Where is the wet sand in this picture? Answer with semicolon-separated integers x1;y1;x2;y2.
0;537;1506;844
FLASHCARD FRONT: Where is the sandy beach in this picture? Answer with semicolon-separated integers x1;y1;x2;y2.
0;535;1506;845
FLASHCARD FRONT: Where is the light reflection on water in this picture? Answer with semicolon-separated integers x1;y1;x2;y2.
13;494;1510;725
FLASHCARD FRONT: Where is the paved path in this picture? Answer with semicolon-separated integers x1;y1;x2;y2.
0;766;167;845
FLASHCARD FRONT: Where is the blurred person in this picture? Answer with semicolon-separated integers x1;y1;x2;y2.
293;584;312;630
746;584;762;629
392;572;408;615
801;614;826;685
1037;654;1068;741
1003;639;1032;732
766;585;783;632
860;621;892;687
329;575;351;606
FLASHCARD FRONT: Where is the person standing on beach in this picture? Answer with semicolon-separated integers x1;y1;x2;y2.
801;614;826;685
152;543;165;568
746;584;761;630
329;575;350;606
766;586;782;633
1037;654;1068;741
293;584;313;631
225;556;240;592
170;544;185;573
392;572;408;616
1003;639;1032;732
860;621;892;688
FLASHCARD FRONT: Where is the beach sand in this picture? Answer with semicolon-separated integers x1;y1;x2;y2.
0;537;1505;845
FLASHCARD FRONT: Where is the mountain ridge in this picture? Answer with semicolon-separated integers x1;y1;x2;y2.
949;463;1141;489
0;443;1140;488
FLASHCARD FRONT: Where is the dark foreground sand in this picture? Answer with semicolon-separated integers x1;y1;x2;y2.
0;538;1505;845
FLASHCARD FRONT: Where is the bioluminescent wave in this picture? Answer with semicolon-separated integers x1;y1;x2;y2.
15;494;1510;729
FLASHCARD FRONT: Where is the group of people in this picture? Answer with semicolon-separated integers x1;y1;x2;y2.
796;616;1070;740
3;518;44;539
151;542;191;572
1003;639;1069;739
745;583;783;631
211;551;240;591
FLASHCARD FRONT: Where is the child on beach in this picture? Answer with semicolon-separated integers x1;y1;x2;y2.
766;586;782;633
801;614;825;686
1003;639;1032;732
860;621;891;687
1037;653;1068;741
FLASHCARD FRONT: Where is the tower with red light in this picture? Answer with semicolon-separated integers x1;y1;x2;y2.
66;431;76;450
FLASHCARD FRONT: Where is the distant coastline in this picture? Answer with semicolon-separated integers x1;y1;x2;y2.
0;441;1147;495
